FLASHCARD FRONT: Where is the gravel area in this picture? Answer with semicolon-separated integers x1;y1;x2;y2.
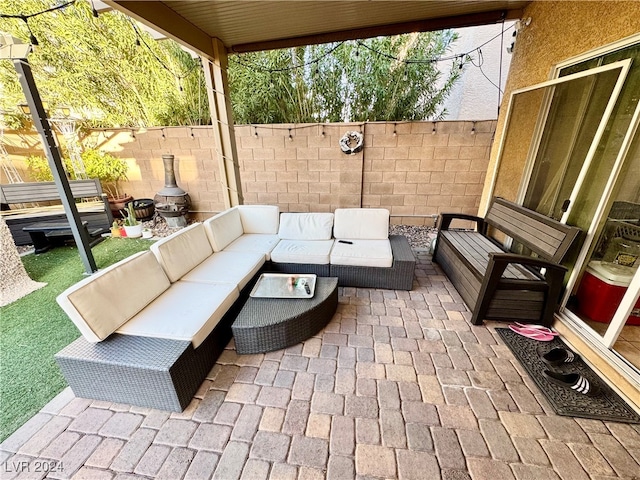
390;224;437;250
16;217;438;254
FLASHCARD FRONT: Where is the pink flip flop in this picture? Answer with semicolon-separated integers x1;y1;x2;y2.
509;324;555;341
514;322;558;336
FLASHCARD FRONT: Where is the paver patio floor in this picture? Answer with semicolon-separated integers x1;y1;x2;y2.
2;252;639;480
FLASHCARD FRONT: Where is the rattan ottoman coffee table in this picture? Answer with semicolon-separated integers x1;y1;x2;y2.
232;275;339;354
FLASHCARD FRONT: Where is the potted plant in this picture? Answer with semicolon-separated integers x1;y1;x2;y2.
121;202;143;238
81;149;131;218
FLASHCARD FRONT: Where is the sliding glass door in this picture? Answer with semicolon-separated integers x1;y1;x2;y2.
491;38;640;376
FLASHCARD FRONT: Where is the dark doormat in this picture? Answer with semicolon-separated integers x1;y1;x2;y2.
495;328;640;423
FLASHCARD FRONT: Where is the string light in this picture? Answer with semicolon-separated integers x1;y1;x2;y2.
129;19;200;86
130;129;136;139
393;123;397;136
432;122;437;135
90;0;99;18
288;128;293;141
231;42;344;73
0;0;514;127
24;18;38;46
0;0;77;46
236;37;478;74
254;126;258;138
471;121;476;135
321;127;325;138
190;127;195;139
161;128;166;140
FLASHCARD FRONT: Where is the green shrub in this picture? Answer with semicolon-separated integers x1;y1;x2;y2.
26;155;73;182
25;149;128;197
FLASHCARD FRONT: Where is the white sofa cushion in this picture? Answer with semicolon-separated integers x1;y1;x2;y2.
150;223;214;283
223;234;280;260
57;252;171;343
238;205;279;234
117;280;239;348
181;251;265;290
270;239;334;264
330;239;393;268
203;208;244;252
151;223;213;283
334;208;389;240
278;212;334;240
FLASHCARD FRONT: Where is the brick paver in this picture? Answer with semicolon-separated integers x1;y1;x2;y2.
1;253;639;480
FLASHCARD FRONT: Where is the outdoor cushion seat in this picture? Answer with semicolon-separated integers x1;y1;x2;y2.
116;280;239;348
270;238;335;264
334;208;390;240
277;212;334;240
204;207;244;252
204;204;280;252
236;205;280;234
180;250;265;290
331;207;392;267
57;251;171;343
223;234;280;260
151;223;213;283
330;239;393;267
271;212;336;265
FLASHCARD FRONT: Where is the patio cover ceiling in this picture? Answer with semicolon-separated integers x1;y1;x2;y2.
105;0;530;57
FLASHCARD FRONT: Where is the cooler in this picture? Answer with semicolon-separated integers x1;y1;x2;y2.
576;261;640;325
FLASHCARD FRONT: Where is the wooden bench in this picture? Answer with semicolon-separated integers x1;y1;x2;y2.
0;179;113;246
433;197;581;327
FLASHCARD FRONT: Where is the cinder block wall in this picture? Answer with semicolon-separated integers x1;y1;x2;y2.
3;120;494;225
237;120;494;225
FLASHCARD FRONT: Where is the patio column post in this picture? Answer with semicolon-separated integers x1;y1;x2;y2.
202;38;243;208
1;34;97;274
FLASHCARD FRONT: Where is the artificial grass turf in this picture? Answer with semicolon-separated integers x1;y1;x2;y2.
0;238;153;442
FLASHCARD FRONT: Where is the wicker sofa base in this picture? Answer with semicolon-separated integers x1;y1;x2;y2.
268;262;330;277
55;307;236;411
232;277;339;354
330;235;416;290
268;235;415;290
54;274;261;411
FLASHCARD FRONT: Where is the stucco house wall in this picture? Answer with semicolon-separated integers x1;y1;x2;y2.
441;22;514;121
479;0;640;213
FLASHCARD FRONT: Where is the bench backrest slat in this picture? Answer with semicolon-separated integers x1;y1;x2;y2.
485;197;580;263
0;179;103;204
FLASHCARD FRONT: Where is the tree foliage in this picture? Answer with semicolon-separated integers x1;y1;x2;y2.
228;32;462;124
1;0;462;127
0;0;206;127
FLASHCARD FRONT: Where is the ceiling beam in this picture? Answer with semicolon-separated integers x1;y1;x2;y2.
229;8;524;54
105;0;216;58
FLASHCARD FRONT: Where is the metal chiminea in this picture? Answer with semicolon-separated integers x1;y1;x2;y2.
154;154;191;227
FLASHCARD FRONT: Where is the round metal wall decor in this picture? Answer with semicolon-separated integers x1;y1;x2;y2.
339;131;364;155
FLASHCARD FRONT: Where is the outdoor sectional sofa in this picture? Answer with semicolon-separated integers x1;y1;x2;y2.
55;205;415;411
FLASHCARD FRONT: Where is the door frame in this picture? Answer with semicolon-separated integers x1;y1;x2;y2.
484;59;631;214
